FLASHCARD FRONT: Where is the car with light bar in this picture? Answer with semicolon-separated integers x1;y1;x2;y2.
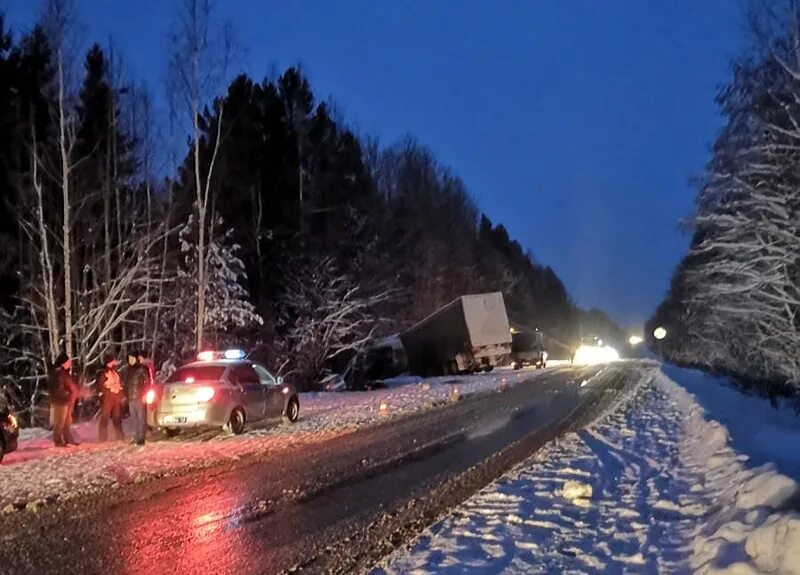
0;407;19;463
150;349;299;436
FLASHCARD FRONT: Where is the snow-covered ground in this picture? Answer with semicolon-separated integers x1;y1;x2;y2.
0;369;551;513
377;365;800;575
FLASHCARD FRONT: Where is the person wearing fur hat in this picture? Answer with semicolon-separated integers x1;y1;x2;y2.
47;353;79;447
97;353;124;442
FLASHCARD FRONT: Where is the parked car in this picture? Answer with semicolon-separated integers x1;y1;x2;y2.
0;409;19;463
511;347;548;369
150;350;299;436
320;373;347;392
510;328;548;370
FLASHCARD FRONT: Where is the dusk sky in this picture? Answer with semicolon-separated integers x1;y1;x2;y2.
4;0;745;327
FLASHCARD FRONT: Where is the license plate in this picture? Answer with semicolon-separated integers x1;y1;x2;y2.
163;416;187;424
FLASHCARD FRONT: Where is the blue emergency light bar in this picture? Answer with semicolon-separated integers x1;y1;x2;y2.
197;349;246;361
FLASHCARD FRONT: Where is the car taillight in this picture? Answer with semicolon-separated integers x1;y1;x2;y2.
195;387;215;402
144;388;157;405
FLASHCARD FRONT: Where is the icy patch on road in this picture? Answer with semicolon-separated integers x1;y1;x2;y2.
376;367;800;575
0;370;539;512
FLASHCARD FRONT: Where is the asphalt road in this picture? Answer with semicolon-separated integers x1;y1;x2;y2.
0;362;645;575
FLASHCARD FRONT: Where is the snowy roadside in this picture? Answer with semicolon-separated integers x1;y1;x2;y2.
376;365;800;575
0;368;555;513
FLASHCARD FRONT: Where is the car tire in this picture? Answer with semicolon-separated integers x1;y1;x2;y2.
0;443;4;464
228;408;246;435
283;397;300;424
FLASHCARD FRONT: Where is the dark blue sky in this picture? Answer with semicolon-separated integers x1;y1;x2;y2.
5;0;745;327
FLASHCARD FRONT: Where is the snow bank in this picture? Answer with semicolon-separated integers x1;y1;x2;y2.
0;370;535;512
377;365;800;575
670;367;800;575
662;364;800;479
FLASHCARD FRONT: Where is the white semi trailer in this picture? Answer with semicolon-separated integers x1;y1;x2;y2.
400;292;512;375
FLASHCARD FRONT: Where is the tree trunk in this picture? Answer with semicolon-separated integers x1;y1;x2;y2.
58;52;74;358
31;131;60;361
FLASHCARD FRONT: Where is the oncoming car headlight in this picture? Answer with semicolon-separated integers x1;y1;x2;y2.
573;344;619;365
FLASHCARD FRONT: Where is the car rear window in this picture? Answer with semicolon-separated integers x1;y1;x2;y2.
166;366;226;383
229;365;259;385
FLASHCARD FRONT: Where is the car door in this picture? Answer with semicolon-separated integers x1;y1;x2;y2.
229;365;265;421
253;364;282;418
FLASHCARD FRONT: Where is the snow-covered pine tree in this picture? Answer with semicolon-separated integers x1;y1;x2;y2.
159;214;262;376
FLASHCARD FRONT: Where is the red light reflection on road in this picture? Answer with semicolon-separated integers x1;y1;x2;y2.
116;481;256;575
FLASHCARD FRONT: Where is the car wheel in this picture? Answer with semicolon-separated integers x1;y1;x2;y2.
283;397;300;424
228;408;246;435
0;444;4;464
164;428;181;439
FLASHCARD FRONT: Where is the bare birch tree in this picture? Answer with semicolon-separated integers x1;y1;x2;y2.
41;0;78;358
168;0;233;352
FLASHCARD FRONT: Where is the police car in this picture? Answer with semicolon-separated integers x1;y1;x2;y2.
151;350;299;436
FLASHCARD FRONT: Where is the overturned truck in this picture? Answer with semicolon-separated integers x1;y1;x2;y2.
400;292;512;376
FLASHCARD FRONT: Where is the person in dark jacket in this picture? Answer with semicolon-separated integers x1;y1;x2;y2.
48;353;79;447
124;352;150;446
97;353;124;441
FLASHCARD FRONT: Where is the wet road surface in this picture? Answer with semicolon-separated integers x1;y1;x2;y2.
0;362;645;575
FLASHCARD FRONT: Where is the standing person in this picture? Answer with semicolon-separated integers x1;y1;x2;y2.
97;353;124;441
47;353;79;447
124;351;150;446
138;350;155;387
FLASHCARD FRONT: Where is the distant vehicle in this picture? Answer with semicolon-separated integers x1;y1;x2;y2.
0;408;19;463
510;329;548;370
400;292;512;376
326;335;406;391
320;373;347;392
151;350;299;436
572;335;620;365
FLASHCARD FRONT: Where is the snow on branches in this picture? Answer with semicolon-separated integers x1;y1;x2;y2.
656;17;800;391
278;256;395;387
162;214;262;367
